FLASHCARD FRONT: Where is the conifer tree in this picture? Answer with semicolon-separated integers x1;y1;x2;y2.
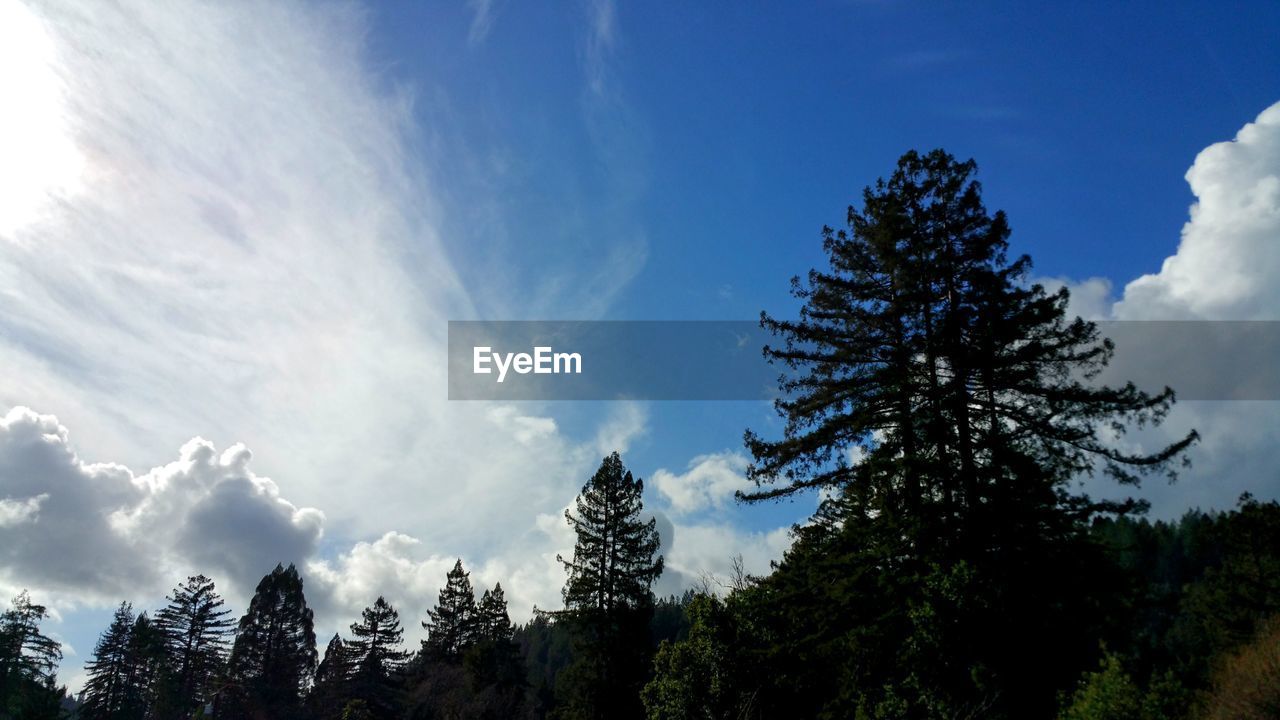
317;633;354;683
740;149;1199;717
475;584;513;643
307;634;354;720
466;583;523;694
122;612;166;718
223;563;317;720
154;574;233;717
423;559;477;660
347;596;410;718
80;602;135;720
557;452;664;720
0;591;64;718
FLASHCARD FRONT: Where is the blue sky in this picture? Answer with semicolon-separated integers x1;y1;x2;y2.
0;0;1278;693
367;0;1280;521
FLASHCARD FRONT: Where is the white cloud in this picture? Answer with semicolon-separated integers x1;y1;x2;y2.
1114;103;1280;321
465;0;496;45
0;0;655;578
0;406;321;603
0;493;47;528
655;522;792;597
1049;101;1280;517
653;451;752;515
0;0;774;690
1034;276;1115;321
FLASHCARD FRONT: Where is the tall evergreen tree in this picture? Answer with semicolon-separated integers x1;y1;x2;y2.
556;452;664;720
223;563;317;720
347;596;410;718
154;574;233;718
475;584;513;644
739;149;1198;717
307;634;355;720
407;577;526;720
0;591;64;719
80;603;136;720
465;583;524;697
122;612;167;718
422;559;477;661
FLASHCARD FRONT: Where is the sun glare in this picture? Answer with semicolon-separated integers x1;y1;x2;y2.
0;0;83;237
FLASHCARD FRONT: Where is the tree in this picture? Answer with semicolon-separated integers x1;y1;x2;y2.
423;559;478;661
557;452;664;720
81;603;136;720
0;591;64;719
475;584;513;644
223;563;318;720
463;583;525;714
346;596;410;717
1200;614;1280;720
122;612;167;718
154;574;234;718
738;150;1197;716
642;594;754;720
307;634;355;720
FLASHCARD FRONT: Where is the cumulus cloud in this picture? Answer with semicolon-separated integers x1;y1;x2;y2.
653;451;752;516
0;406;321;603
1047;101;1280;517
0;493;47;528
655;522;792;597
1115;103;1280;321
0;403;782;661
1034;276;1115;321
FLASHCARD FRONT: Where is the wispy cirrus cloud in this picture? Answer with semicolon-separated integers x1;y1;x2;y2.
465;0;497;45
0;0;662;681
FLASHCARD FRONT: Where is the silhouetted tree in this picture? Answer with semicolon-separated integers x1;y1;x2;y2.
738;149;1198;717
81;603;136;720
346;596;409;717
154;574;233;718
423;560;477;661
0;591;64;719
222;564;317;720
556;452;664;720
307;633;355;720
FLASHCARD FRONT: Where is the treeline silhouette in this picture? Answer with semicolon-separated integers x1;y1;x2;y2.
4;150;1280;719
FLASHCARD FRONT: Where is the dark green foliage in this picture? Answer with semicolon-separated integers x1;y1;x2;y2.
1057;652;1192;720
153;574;233;718
306;634;354;720
405;572;527;720
559;453;664;617
732;149;1196;718
0;591;65;719
515;613;573;718
1200;614;1280;720
222;563;317;720
475;584;512;645
555;452;664;720
80;603;136;720
422;560;477;661
345;596;409;717
642;594;758;720
1091;496;1280;695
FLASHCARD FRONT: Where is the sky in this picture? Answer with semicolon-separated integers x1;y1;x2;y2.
0;0;1278;693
